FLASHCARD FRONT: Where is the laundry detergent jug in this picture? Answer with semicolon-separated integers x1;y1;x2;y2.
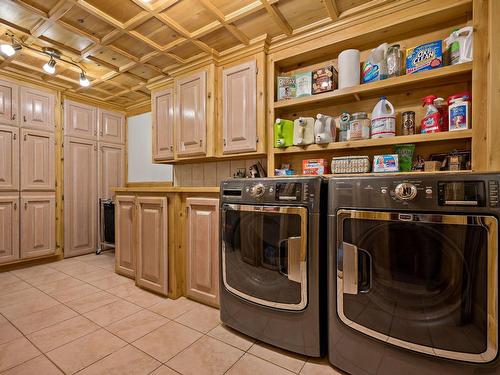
293;117;315;146
362;43;389;83
274;118;294;148
314;114;335;144
371;97;396;138
445;27;473;65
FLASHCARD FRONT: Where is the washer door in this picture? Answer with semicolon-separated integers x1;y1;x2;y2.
222;204;308;311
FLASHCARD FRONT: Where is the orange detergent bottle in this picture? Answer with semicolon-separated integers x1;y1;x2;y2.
421;95;441;133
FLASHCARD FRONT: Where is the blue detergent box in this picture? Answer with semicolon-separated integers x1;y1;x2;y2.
406;41;443;74
373;154;399;172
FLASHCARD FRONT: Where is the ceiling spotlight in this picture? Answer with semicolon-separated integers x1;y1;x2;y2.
43;58;56;74
79;71;90;87
0;37;21;57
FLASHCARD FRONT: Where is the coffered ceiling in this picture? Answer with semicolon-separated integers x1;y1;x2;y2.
0;0;377;109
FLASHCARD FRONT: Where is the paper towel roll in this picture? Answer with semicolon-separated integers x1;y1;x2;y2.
338;49;360;89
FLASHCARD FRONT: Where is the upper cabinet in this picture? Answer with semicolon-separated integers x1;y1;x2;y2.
98;142;125;199
222;60;257;154
175;70;208;158
0;125;19;191
64;100;97;140
20;86;55;132
20;129;55;191
152;88;174;161
98;109;125;144
0;79;18;127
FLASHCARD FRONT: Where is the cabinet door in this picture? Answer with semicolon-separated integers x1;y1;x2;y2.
0;125;19;191
222;60;257;154
115;195;135;278
64;137;97;258
0;194;19;264
21;129;55;191
98;142;125;199
0;79;18;126
64;100;97;140
98;109;125;144
175;71;206;157
20;86;55;132
186;198;219;306
136;196;168;295
20;192;55;259
152;88;174;161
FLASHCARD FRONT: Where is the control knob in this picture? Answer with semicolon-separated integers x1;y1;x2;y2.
249;183;265;198
394;183;418;201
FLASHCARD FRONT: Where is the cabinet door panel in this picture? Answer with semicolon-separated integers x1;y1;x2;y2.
0;79;18;126
115;195;135;278
0;125;19;191
64;100;97;139
21;129;55;191
175;71;206;157
99;142;124;199
64;137;97;257
98;109;124;144
222;60;257;154
20;86;55;132
136;196;168;295
152;88;174;161
0;194;19;264
186;198;219;306
20;193;55;259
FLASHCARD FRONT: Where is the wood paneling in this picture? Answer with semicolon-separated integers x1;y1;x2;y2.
0;79;19;126
20;129;55;191
98;109;125;144
0;193;19;264
115;195;135;278
64;100;97;140
0;125;19;191
152;88;174;161
19;86;55;132
98;142;125;199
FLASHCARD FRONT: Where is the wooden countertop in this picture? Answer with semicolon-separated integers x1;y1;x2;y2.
113;187;220;193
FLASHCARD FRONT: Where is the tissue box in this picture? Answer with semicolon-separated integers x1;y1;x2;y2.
373;154;399;172
302;159;330;175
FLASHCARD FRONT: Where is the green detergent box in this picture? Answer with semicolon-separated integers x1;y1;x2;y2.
406;41;443;74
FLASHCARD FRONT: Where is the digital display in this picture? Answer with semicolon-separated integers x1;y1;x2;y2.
276;183;302;201
438;181;485;206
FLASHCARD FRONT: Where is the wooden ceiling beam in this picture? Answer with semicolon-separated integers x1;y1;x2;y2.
198;0;249;45
260;0;293;36
30;0;76;37
323;0;339;21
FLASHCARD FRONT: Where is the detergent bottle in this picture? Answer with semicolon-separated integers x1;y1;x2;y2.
444;27;473;65
421;95;441;133
371;96;396;138
273;118;294;148
293;117;315;146
362;43;389;83
314;114;335;144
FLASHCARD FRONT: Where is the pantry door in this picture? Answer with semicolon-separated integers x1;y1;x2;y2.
0;125;19;191
0;193;19;264
20;129;55;191
20;86;55;132
0;79;18;126
98;109;125;144
98;142;125;199
64;100;97;140
152;88;174;161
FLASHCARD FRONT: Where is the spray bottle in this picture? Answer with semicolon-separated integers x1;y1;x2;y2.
421;95;441;134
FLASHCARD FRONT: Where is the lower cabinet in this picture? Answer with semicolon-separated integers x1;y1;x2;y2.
186;198;220;307
0;193;19;264
115;195;136;278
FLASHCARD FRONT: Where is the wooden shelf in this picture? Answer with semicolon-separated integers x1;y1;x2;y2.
274;63;472;112
274;129;473;155
276;170;474;178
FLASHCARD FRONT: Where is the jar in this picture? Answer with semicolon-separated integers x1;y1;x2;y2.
337;112;350;142
402;111;416;135
387;44;403;78
348;112;370;140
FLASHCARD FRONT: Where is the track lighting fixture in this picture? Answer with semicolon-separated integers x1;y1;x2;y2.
79;71;90;87
0;36;21;57
43;57;56;74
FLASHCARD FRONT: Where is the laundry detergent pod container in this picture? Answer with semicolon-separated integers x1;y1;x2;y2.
274;118;294;148
293;117;315;146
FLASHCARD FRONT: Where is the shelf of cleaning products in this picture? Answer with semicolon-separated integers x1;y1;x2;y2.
273;129;472;154
273;62;472;112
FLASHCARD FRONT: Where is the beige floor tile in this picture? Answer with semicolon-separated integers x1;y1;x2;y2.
0;288;41;308
24;271;69;285
11;303;78;334
0;320;22;345
77;345;160;375
107;309;169;342
148;297;199;319
83;299;142;327
300;358;345;375
133;320;202;362
47;260;86;273
0;337;41;372
2;355;63;375
49;283;101;303
0;272;19;285
0;279;32;295
73;268;115;283
208;324;255;351
167;336;243;375
227;353;295;375
65;291;119;313
27;316;100;352
87;274;132;290
106;282;137;298
36;277;86;294
248;342;307;373
150;365;180;375
0;293;60;320
59;263;102;277
124;288;167;308
174;303;220;333
46;329;126;374
11;266;58;281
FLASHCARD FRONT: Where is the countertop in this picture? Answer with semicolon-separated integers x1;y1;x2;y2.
113;187;220;193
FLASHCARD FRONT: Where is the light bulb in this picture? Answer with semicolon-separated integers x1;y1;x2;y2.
43;58;56;74
79;72;90;87
0;44;16;57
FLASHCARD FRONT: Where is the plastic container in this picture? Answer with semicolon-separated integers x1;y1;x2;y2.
314;114;335;144
273;118;294;147
433;97;449;132
387;44;403;78
448;92;471;131
362;43;389;83
348;112;370;140
444;27;473;65
371;97;396;138
293;117;315;146
336;112;350;142
421;95;441;133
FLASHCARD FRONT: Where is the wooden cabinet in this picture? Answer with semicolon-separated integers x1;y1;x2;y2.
98;109;125;144
0;125;19;191
64;100;97;140
0;79;18;127
152;88;174;161
222;60;257;154
136;196;168;295
20;192;55;259
115;195;136;278
175;71;207;157
186;198;219;307
64;137;97;258
98;142;125;199
0;194;19;264
20;129;55;191
20;86;55;132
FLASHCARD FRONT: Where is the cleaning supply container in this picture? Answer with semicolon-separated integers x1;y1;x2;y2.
273;118;294;147
362;43;389;83
444;27;473;65
371;97;396;138
293;117;315;146
421;95;441;133
348;112;370;140
314;114;335;144
448;92;471;131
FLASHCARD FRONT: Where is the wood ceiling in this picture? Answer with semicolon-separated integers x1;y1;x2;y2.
0;0;376;109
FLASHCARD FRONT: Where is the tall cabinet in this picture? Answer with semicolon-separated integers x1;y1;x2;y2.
64;100;125;258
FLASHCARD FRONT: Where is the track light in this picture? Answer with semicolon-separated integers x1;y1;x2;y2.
79;71;90;87
43;57;56;74
0;37;21;57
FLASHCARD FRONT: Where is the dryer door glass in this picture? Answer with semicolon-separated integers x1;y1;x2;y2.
336;210;498;363
222;204;308;310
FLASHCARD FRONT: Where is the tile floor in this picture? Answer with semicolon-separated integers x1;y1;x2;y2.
0;252;341;375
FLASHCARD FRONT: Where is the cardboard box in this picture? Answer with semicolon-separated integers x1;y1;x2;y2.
302;159;330;175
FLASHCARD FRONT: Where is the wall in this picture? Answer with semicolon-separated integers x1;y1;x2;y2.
127;112;172;182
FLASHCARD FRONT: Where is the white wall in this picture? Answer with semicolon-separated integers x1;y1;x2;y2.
127;112;172;182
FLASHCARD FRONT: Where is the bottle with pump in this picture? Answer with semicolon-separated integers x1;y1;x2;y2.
421;95;441;134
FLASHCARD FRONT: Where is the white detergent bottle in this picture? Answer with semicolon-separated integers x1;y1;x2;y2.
445;26;473;65
314;114;334;144
371;96;396;138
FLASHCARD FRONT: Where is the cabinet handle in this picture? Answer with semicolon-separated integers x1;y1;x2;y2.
24;202;27;210
11;114;15;120
13;202;17;210
207;92;211;99
23;116;26;122
170;145;173;151
199;139;203;147
94;129;97;136
99;130;103;136
23;134;27;141
223;139;226;146
94;145;97;151
13;133;16;140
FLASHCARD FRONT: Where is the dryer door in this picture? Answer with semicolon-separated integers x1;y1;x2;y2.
221;204;308;311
